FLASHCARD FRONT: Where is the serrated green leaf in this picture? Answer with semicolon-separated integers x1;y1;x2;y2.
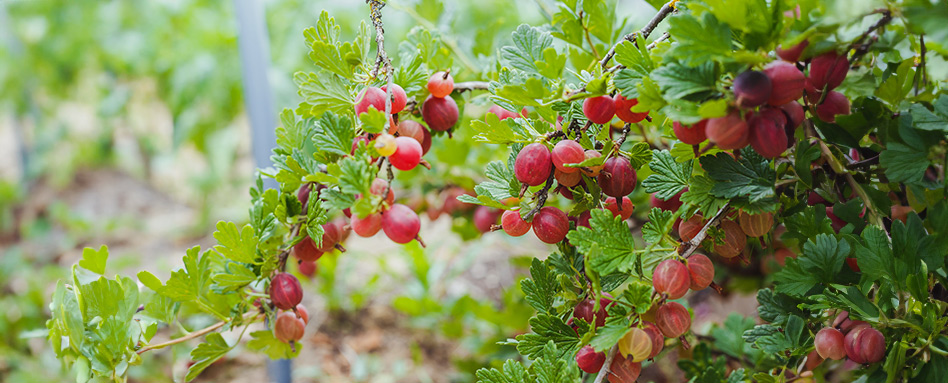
643;150;693;200
567;210;637;275
186;333;233;381
213;222;258;264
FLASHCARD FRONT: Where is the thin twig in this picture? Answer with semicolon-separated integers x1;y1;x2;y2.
137;311;259;354
593;346;619;383
453;81;489;93
646;32;671;49
679;202;730;258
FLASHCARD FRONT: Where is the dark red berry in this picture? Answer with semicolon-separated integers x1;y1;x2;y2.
582;96;616;124
532;206;569;244
613;94;648;123
815;328;846;360
706;111;750;150
473;206;501;233
381;204;421;244
653;259;690;299
749;107;789;158
501;209;531;236
351;213;382;237
686;254;714;291
421;94;459;131
733;71;773;108
776;40;809;62
673;120;708;145
573;297;613;327
809;52;849;91
598;157;636;198
293;236;322;262
576;345;606;373
355;87;386;116
604;196;634;220
270;273;303;310
274;311;305;343
815;91;851;123
655;302;691;338
390;136;423;170
514;143;553;187
381;84;408;114
552;140;584;174
764;62;806;106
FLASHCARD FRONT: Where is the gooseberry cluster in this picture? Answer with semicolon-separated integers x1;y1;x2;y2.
812;311;886;366
670;46;854;160
269;273;309;346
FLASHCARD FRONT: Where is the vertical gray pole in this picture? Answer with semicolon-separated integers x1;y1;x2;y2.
234;0;278;190
233;1;289;382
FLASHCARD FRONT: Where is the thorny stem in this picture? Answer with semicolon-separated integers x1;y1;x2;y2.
593;346;619;383
849;10;893;64
679;202;731;258
565;0;677;101
137;311;259;354
599;0;678;69
454;81;490;93
524;171;557;221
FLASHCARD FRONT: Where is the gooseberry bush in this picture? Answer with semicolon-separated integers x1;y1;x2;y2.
46;0;948;382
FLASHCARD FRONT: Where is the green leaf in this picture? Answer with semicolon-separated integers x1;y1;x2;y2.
621;280;654;314
185;333;233;382
213;222;259;264
772;257;819;297
756;288;803;325
642;208;674;244
358;108;388;134
521;258;559;315
78;246;109;275
651;61;718;100
710;314;758;361
701;151;775;202
314;112;356;158
475;359;531;383
798;234;850;283
502;25;561;77
515;314;580;359
473;157;520;203
665;13;732;66
567;209;638;275
881;142;930;185
295;71;353;118
589;316;631;352
470;113;538;144
643;150;693;200
211;263;258;292
533;341;578;383
680;175;728;216
247;330;303;360
624;142;653;169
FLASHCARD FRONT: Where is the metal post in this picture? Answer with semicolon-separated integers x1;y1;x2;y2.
233;1;289;382
234;0;278;190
